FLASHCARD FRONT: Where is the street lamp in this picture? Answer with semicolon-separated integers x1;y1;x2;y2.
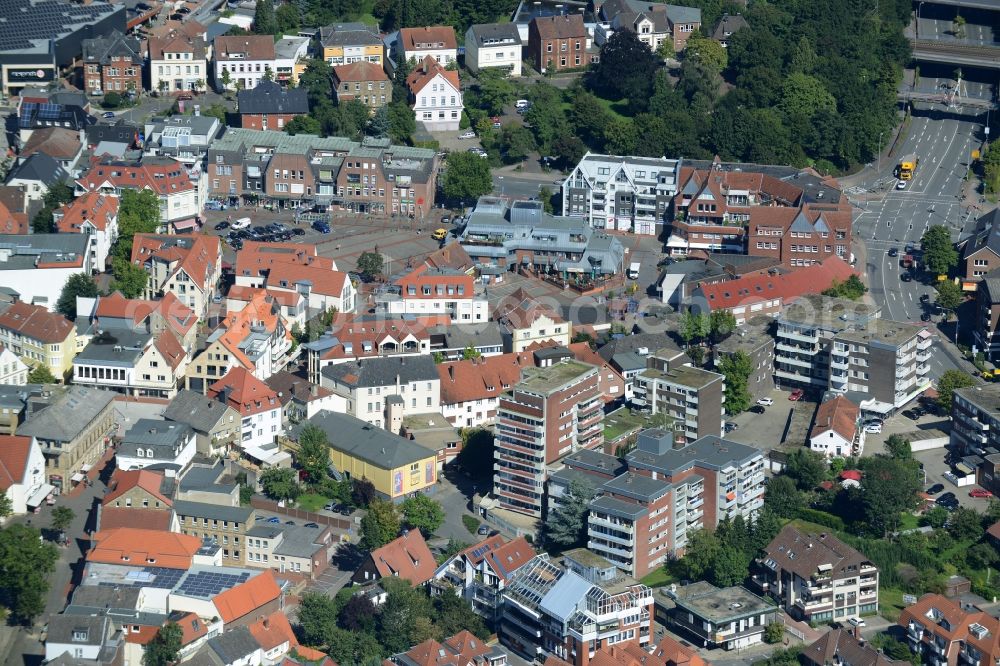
916;1;924;39
877;131;885;178
499;176;504;196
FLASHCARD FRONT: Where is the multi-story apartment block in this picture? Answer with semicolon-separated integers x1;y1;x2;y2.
273;36;310;87
465;23;523;76
148;29;209;94
406;56;463;132
774;295;932;413
713;320;774;403
75;156;205;233
632;351;725;442
396;26;458;65
0;234;91;311
238;81;309;131
172;499;257;566
207;129;438;216
974;271;1000;361
82;31;142;97
207;367;282;456
375;264;487;322
131;234;222;319
461;197;626;279
528;14;593;73
320;23;384;66
319;355;438;428
494;288;572;353
899;594;1000;666
332;61;391;112
596;0;701;53
493;359;602;518
0;301;77;380
53;192;119;272
950;384;1000;461
754;526;878;623
433;534;536;621
584;429;764;577
562;153;681;235
214;35;276;92
500;549;654;666
0;347;29;386
659;582;777;650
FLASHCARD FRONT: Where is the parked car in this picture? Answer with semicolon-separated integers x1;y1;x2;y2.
477;524;490;535
888;247;899;257
102;111;115;119
266;516;280;524
515;99;530;109
214;221;229;231
902;409;921;421
750;405;766;414
312;220;331;233
285;520;295;526
458;130;476;139
901;273;912;282
970;488;993;498
921;312;932;322
863;423;882;434
724;421;738;433
789;388;804;401
324;502;337;511
231;217;251;230
757;397;774;406
926;483;945;495
848;617;866;628
339;506;352;516
304;522;320;528
292;228;305;236
936;492;957;507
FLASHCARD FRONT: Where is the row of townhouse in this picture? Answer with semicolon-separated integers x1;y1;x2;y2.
206;129;439;216
0;300;78;379
233;240;354;315
374;263;488;322
131;233;222;320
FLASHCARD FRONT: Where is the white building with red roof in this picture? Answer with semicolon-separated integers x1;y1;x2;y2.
438;352;533;429
406;56;463;132
208;367;283;455
809;395;863;458
433;534;536;620
234;241;355;315
0;434;47;515
52;191;119;271
131;234;222;319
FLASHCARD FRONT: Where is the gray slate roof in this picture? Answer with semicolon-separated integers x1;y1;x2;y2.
17;385;115;444
8;153;69;187
319;22;382;47
467;22;522;47
172;500;253;523
601;471;670;501
963;208;1000;260
237;81;309;116
205;626;260;664
273;524;326;558
46;614;110;646
304;411;435;469
75;329;150;366
164;390;238;433
627;433;762;475
121;418;193;449
321;354;438;389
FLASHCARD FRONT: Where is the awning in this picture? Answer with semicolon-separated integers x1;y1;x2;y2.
25;483;54;507
71;472;84;483
172;218;197;231
80;464;92;472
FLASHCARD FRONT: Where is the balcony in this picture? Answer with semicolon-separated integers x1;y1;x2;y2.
588;526;635;547
917;349;932;362
590;514;635;532
830;357;849;370
779;329;820;344
588;538;633;558
776;342;816;355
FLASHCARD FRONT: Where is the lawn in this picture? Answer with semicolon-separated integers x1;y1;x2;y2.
297;493;328;512
604;407;666;444
879;587;908;623
898;512;920;531
639;567;676;588
462;515;481;534
559;94;631;121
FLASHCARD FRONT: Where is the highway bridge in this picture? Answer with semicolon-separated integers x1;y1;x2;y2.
897;90;997;107
913;0;1000;10
910;39;1000;69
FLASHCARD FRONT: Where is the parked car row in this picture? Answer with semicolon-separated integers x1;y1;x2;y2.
225;222;306;249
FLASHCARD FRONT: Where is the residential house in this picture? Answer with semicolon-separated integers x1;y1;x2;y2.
658;582;777;650
82;31;143;96
303;410;439;501
210;569;284;628
753;525;879;623
803;628;902;666
214;35;277;92
375;264;487;322
44;614;120;664
899;594;1000;666
0;347;29;386
500;549;654;666
76;156;204;233
226;286;306;331
86;121;140;157
438;352;534;429
0;434;48;515
974;270;1000;361
163;389;241;457
433;535;536;621
16;90;93;143
207;367;283;461
6;153;69;202
272;36;310;86
399;412;463;469
185;626;262;666
301;315;440;380
809;395;864;458
20;127;84;171
0;234;91;311
465;23;523;76
244;522;336;578
961;209;1000;281
407;56;463;132
562;153;681;235
99;468;174;532
597;0;701;53
319;22;384;66
17;385;116;493
711;318;774;402
397;26;458;65
712;13;748;48
392;631;508;666
131;234;222;319
248;611;298;666
0;185;31;235
115;419;196;472
143;115;223;165
332;61;391;112
0;385;46;435
494;288;572;353
86;291;198;354
0;301;78;379
238;81;309;131
353;529;436;585
148;28;209;94
320;355;440;428
264;371;337;425
53;192;119;272
528;14;592;73
632;350;726;442
171;498;257;566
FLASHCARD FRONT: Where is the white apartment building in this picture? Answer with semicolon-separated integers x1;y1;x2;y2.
562;153;681;235
319;355;440;429
374;267;487;322
0;435;46;516
632;353;726;442
149;33;209;93
214;35;277;92
0;347;29;385
53;192;119;273
397;26;458;65
406;57;463;132
465;23;523;76
207;367;283;455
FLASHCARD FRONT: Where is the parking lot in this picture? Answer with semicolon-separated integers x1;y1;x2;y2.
724;387;818;455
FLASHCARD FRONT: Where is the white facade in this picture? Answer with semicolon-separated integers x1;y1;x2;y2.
413;73;463;132
240;406;283;451
809;428;862;459
151;53;208;94
75;176;204;228
323;379;441;429
0;264;93;312
215;57;274;92
0;346;29;385
73;337;189;399
3;437;45;516
5;175;50;202
116;431;197;471
267;280;356;315
376;295;488;322
82;218;118;272
440;396;499;430
464;27;522;76
507;313;571;353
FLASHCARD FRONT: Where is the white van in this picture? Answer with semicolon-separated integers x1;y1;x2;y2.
515;99;530;109
231;217;251;230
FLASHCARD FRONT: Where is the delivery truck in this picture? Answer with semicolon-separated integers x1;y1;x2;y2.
628;261;641;279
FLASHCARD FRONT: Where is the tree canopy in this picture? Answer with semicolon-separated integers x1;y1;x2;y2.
922;225;959;276
356;251;384;279
259;467;300;502
115;189;161;261
0;524;60;624
543;479;594;550
441;152;493;203
56;273;99;319
359;499;401;551
143;623;183;666
400;494;445;537
296;424;331;485
822;275;868;300
719;350;753;415
935;279;963;316
937;369;975;414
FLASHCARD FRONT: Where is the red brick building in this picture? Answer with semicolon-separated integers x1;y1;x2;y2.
237;81;309;131
528;14;593;73
82;31;143;97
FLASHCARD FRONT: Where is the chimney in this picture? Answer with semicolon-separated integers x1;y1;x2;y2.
310;384;318;397
448;365;455;382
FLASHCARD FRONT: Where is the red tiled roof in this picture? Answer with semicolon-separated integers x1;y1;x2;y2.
212;290;284;370
154;329;187;371
840;470;862;481
77;158;194;197
493;287;567;327
234;241;333;276
332;61;388;83
215;35;275;61
55;192;118;233
438;352;533;405
227;285;303;309
423;242;473;273
88;528;201;569
532;13;587;40
94;291;195;339
248;611;296;651
208;367;281;417
898;594;1000;664
697;256;856;312
406;56;460;95
0;435;34;490
0;186;30;234
21;127;81;161
0;301;75;344
131;234;220;291
482;536;536;582
265;261;348;299
368;530;436;586
213;569;282;623
810;395;860;443
98;507;173;532
177;613;208;646
103;469;173;507
398;26;457;51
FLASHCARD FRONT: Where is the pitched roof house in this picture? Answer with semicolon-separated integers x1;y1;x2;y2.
809;395;862;458
87;527;202;568
131;234;221;319
354;529;436;586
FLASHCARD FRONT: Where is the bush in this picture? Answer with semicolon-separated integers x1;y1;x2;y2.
103;91;122;109
764;622;784;644
796;508;846;531
461;515;481;534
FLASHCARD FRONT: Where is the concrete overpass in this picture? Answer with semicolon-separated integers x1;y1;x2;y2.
897;90;997;107
914;0;1000;10
910;39;1000;69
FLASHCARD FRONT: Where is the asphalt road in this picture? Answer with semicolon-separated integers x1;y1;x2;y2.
913;3;999;46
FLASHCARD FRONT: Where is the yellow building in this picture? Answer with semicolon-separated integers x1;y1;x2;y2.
319;23;385;67
0;301;77;381
304;411;437;501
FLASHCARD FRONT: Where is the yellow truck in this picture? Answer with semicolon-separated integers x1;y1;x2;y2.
432;228;448;240
897;153;919;180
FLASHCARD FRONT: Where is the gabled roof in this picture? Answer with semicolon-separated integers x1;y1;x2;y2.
248;611;296;652
131;233;220;290
87;528;201;569
438;352;533;404
319;22;381;47
8;153;68;186
423;242;474;273
265;261;348;299
0;301;75;344
147;31;207;60
810;395;859;442
406;56;460;96
898;594;1000;663
0;435;34;490
92;291;196;339
234;240;334;276
55;192;118;233
305;411;435;469
531;13;587;40
103;468;173;507
83;31;142;65
398;26;458;52
208;367;281;417
332;60;389;83
482;536;536;582
77;157;195;197
322;354;439;389
265;370;333;406
98;506;173;532
213;570;282;623
804;628;900;666
154;328;187;371
367;530;436;585
237;81;309;116
164;389;240;433
467;22;521;47
762;525;869;580
962;209;1000;261
494;287;567;328
215;35;275;61
21;127;81;162
697;256;855;312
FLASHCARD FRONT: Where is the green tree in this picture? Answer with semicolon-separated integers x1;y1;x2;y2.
51;506;75;532
56;273;98;319
935;279;963;317
822;275;868;300
499;124;536;164
356;251;384;280
983;142;1000;195
326;627;385;664
719;350;753;415
779;72;836;120
115;189;161;260
253;0;277;34
143;623;183;666
434;588;489;638
710;310;737;343
544;479;594;550
296;424;330;485
31;183;74;234
239;484;254;505
220;68;232;91
377;579;432;653
296;592;339;647
455;428;494;479
857;455;922;537
678;528;721;581
685;32;728;74
937;369;975;414
539;186;556;214
712;544;749;586
110;258;150;298
0;493;11;520
922;225;958;275
921;506;949;529
338;593;377;632
388;102;416;143
460;346;481;360
764;622;785;644
275;3;300;33
588;30;660;106
967;542;999;569
763;475;803;518
884;434;912;460
947;507;984;541
442;151;493;203
0;524;59;624
680;311;710;345
27;364;57;384
474;68;517;115
400;494;445;537
259;467;300;502
786;448;827;491
352;478;378;507
359;499;401;551
367;105;390;138
103;91;122;109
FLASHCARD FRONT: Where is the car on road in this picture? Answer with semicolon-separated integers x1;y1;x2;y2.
789;388;804;401
477;524;490;536
757;397;774;406
901;272;912;282
926;484;945;495
921;312;932;322
724;421;738;433
902;408;922;420
750;405;766;414
888;248;899;257
458;130;476;139
231;217;251;230
515;99;530;109
312;220;330;233
102;111;115;119
292;227;305;236
432;228;448;240
848;617;866;628
304;522;320;528
896;180;907;190
864;423;882;434
214;221;229;231
266;516;280;524
920;294;930;302
970;488;993;498
285;520;295;525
